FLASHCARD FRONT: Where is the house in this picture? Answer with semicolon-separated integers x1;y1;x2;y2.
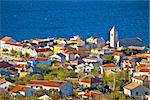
29;80;73;96
0;61;13;70
0;69;17;78
67;39;85;46
38;94;51;100
62;49;75;61
10;85;36;96
86;36;105;47
79;75;102;89
50;53;66;63
30;38;54;47
53;45;65;54
132;75;150;88
99;63;117;74
0;78;13;90
54;38;66;45
0;41;37;57
75;63;94;73
0;36;16;42
82;56;103;66
82;91;101;98
112;52;125;64
133;69;150;76
35;48;51;57
123;82;149;97
36;57;51;66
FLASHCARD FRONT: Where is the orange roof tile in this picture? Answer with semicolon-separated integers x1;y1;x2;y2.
81;77;102;83
10;85;30;93
1;36;12;41
35;48;50;52
124;82;140;90
0;78;6;83
36;57;48;62
84;91;99;97
29;80;65;88
5;42;27;47
139;69;150;72
102;63;116;68
112;52;123;56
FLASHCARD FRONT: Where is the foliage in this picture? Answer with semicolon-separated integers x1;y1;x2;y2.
90;70;99;77
103;55;114;63
44;68;76;80
102;70;129;91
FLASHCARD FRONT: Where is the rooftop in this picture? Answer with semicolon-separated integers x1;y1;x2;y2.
124;82;140;90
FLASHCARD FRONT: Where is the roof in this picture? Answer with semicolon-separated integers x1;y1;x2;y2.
36;57;48;62
29;80;65;88
15;64;28;69
5;42;27;47
0;78;6;84
35;48;50;53
0;61;13;69
101;63;116;68
124;82;140;90
119;37;142;47
44;80;65;88
139;69;150;73
1;36;14;42
133;75;148;81
10;85;30;93
83;91;99;97
81;77;102;83
112;52;123;56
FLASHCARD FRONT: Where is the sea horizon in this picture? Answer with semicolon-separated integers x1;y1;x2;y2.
0;0;149;45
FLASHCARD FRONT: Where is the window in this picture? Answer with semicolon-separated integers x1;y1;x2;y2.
145;92;148;95
136;92;138;96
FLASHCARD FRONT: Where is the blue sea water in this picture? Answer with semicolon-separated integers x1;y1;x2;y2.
0;0;149;45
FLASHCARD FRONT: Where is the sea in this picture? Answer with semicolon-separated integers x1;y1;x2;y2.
0;0;149;45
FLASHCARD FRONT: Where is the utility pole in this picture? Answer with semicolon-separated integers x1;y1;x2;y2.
113;73;116;91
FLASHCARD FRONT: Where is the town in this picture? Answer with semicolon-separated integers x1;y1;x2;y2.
0;26;149;100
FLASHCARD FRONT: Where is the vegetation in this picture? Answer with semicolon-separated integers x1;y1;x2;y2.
44;68;76;81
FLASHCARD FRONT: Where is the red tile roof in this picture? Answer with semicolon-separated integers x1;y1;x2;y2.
1;36;13;42
124;82;140;90
139;69;150;73
83;91;99;97
0;78;6;84
112;52;123;56
35;48;50;53
5;42;27;47
10;85;30;93
44;80;65;88
29;80;65;88
101;63;116;68
81;77;102;83
36;57;48;62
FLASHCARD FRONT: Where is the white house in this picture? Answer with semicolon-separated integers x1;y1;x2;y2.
99;63;117;74
75;63;94;73
0;78;13;90
123;82;150;97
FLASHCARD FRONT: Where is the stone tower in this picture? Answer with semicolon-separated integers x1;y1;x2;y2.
110;26;118;48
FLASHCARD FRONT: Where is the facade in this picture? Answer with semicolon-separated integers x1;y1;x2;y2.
79;75;102;89
29;80;73;96
0;41;37;57
123;82;149;97
99;63;117;74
